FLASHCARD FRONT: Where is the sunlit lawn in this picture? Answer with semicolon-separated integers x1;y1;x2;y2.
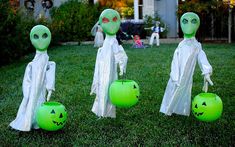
0;43;234;145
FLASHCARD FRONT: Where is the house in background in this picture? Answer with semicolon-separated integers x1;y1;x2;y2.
153;0;178;38
20;0;179;38
94;0;179;38
20;0;68;18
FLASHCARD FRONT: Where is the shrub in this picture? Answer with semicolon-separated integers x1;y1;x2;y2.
50;0;102;43
0;1;35;66
177;0;231;40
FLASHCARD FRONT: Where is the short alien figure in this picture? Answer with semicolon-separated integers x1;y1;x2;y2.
90;9;128;118
10;25;56;131
145;21;165;47
91;22;104;48
160;12;213;116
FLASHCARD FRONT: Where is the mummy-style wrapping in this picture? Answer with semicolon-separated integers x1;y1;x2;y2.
91;36;127;117
90;9;128;118
10;52;55;131
10;25;56;131
160;12;213;116
160;38;212;116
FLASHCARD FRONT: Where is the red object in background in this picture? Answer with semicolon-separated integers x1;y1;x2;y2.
134;35;142;46
9;0;20;14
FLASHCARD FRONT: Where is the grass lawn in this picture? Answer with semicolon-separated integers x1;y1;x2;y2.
0;43;234;146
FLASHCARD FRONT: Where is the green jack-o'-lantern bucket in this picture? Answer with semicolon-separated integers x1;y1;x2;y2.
109;80;140;108
36;101;67;131
192;93;223;122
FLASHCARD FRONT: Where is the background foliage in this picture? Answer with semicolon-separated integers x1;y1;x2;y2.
0;0;102;66
1;0;234;66
0;0;35;65
50;0;102;43
98;0;133;18
178;0;235;40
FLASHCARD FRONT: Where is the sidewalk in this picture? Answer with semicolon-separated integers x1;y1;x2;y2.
60;38;184;45
140;38;183;44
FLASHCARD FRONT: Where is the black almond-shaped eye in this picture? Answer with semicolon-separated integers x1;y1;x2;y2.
182;18;188;24
195;104;198;108
202;102;207;106
133;85;137;89
191;18;197;24
42;33;48;38
51;109;55;114
34;34;39;39
59;113;63;118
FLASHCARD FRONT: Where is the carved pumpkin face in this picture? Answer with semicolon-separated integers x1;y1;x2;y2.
36;101;68;131
109;80;140;108
192;93;223;122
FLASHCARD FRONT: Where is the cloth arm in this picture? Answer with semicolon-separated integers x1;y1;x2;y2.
91;21;99;36
22;62;32;99
160;24;167;32
46;61;56;101
198;49;212;75
113;45;128;76
170;48;179;84
197;46;213;92
90;49;101;95
144;26;154;30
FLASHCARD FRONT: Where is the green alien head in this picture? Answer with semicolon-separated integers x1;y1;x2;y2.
99;9;121;36
180;12;200;38
30;25;51;51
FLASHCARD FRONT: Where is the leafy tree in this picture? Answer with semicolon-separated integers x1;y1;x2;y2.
0;0;35;65
50;0;102;43
178;0;233;40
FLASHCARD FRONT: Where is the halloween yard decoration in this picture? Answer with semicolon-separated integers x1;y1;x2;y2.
160;12;213;116
90;9;128;118
109;80;139;108
91;22;104;48
131;35;146;49
145;21;166;47
192;93;223;122
10;25;56;131
36;101;67;131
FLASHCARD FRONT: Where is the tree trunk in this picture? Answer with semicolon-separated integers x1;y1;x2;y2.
228;7;232;43
211;13;214;40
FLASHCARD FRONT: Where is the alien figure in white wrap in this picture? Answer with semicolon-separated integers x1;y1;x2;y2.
160;12;213;116
90;9;128;118
91;22;104;48
10;25;56;131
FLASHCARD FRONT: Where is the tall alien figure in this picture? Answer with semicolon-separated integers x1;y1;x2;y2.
90;9;128;118
160;12;213;116
10;25;56;131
